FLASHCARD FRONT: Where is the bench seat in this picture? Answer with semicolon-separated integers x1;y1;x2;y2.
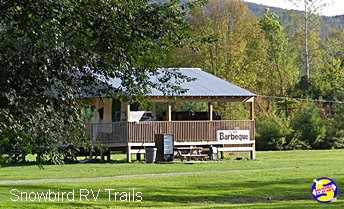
178;154;208;162
217;147;254;152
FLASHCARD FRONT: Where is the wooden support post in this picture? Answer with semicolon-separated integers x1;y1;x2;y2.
136;153;141;161
250;101;254;120
250;99;255;159
166;103;172;121
107;152;111;161
127;145;132;162
100;150;104;162
126;102;131;121
251;144;256;160
208;102;213;121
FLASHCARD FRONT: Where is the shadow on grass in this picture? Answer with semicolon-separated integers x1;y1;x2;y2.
2;158;188;169
1;176;342;208
0;159;128;168
138;176;343;206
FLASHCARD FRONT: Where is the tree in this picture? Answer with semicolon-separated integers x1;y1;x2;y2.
259;9;298;97
310;57;344;101
172;0;267;88
290;102;326;149
325;102;344;149
325;27;344;60
167;0;270;119
286;0;332;79
0;0;205;164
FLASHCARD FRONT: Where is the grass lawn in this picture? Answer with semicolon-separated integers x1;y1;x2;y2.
0;149;343;208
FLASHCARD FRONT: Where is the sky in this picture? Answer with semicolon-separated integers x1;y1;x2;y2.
243;0;344;16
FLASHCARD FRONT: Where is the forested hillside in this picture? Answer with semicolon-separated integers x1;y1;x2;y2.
246;2;344;36
162;0;344;151
154;0;344;34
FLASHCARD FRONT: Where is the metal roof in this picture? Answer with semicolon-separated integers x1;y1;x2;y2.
104;68;256;98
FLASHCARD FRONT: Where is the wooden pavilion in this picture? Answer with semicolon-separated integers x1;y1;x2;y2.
84;68;256;162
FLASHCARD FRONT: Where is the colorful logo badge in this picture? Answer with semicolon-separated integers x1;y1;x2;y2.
311;177;337;203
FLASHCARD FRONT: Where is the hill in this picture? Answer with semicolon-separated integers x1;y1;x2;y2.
246;2;344;34
151;0;344;35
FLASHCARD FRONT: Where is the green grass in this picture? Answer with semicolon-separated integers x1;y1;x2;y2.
1;150;343;208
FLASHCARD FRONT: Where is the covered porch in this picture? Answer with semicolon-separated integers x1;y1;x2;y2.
85;68;257;162
85;119;255;162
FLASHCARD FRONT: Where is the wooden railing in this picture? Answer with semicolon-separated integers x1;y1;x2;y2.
85;120;255;145
84;122;128;144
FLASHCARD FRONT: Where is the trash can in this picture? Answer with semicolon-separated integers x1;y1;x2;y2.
145;148;157;163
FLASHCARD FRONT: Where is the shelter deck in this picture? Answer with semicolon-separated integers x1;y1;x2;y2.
84;120;255;162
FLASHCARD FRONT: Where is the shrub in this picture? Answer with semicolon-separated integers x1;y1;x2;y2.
255;112;292;151
323;103;344;149
289;102;326;149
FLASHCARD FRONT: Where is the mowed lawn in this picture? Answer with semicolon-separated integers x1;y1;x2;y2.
0;150;343;208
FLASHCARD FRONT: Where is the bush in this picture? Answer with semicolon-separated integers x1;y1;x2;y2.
0;154;11;165
322;103;344;149
255;112;292;151
289;102;326;149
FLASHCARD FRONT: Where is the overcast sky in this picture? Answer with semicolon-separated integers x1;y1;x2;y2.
243;0;343;16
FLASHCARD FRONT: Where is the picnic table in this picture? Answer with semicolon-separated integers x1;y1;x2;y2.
174;146;208;161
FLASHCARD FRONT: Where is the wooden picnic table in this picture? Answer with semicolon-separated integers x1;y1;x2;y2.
174;146;208;161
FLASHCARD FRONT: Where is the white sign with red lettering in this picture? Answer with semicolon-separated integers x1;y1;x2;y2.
216;130;250;144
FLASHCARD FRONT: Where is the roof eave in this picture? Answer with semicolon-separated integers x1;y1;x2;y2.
149;95;256;103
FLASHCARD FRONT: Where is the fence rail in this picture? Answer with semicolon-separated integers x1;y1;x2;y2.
84;120;255;145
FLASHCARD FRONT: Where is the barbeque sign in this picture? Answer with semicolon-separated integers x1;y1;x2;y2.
216;130;250;144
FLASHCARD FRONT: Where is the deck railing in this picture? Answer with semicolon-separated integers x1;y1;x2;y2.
84;120;255;145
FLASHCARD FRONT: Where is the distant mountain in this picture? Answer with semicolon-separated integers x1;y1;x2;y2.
246;2;344;35
151;0;344;35
246;2;291;17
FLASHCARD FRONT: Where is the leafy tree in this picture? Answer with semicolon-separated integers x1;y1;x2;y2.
259;9;298;97
172;102;208;112
325;27;344;61
286;0;332;79
172;0;267;91
80;106;94;123
0;0;205;164
286;16;326;99
167;0;270;119
289;102;326;149
215;103;251;121
324;103;344;149
309;58;344;101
